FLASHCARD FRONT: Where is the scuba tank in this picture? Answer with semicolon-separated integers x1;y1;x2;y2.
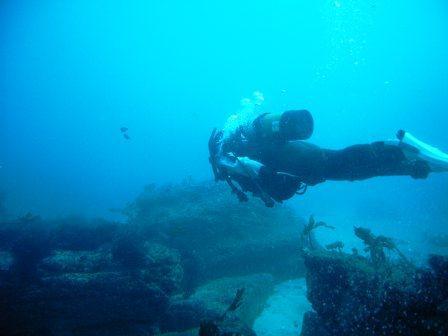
208;109;313;207
251;109;314;142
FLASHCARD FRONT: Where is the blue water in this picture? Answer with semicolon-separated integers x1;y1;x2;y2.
1;2;448;335
1;0;448;250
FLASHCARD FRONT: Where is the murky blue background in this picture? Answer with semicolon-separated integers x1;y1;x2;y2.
1;0;447;255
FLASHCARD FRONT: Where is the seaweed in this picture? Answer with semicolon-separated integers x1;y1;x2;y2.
199;287;255;336
301;215;335;251
354;227;412;267
220;287;245;320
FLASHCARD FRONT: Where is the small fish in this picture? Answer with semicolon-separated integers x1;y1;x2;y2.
120;127;128;133
123;133;130;140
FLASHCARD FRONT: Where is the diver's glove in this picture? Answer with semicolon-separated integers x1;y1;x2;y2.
219;153;264;179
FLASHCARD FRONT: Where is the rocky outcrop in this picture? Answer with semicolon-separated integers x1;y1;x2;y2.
301;251;448;336
38;249;113;274
0;181;302;335
126;182;305;285
0;242;183;335
198;316;257;336
162;273;274;332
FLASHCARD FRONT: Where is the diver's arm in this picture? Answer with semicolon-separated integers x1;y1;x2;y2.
218;153;264;179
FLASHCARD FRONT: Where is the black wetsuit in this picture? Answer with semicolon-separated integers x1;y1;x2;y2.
219;130;430;202
257;140;429;185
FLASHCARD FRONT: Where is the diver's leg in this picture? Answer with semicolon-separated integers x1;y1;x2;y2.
272;141;329;185
322;142;430;181
271;130;447;184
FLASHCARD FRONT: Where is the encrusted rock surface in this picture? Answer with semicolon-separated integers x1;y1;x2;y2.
125;183;305;284
162;273;274;332
0;242;183;335
0;182;298;335
301;251;448;336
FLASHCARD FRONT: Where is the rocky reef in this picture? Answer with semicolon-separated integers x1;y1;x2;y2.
162;273;274;333
3;183;447;336
0;182;304;335
125;182;304;284
301;226;448;336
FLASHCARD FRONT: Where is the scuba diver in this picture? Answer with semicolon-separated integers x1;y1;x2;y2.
208;110;448;207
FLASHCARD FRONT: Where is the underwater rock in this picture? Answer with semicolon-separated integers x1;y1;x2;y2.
38;248;113;274
142;243;184;295
199;316;256;336
37;242;183;295
428;254;448;280
41;271;168;316
9;222;53;282
0;251;13;271
51;217;118;251
0;241;184;335
125;182;305;284
161;273;274;333
0;251;13;288
0;181;304;335
198;286;257;336
301;250;448;336
0;216;118;284
111;231;147;269
0;193;6;222
0;270;168;335
160;330;198;336
300;312;330;336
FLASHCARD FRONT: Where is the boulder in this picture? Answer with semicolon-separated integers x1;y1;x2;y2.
0;270;168;335
300;312;329;336
160;330;198;336
126;182;305;285
38;249;113;274
161;273;274;332
142;243;184;295
301;250;448;336
199;316;256;336
0;242;184;335
0;251;13;271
